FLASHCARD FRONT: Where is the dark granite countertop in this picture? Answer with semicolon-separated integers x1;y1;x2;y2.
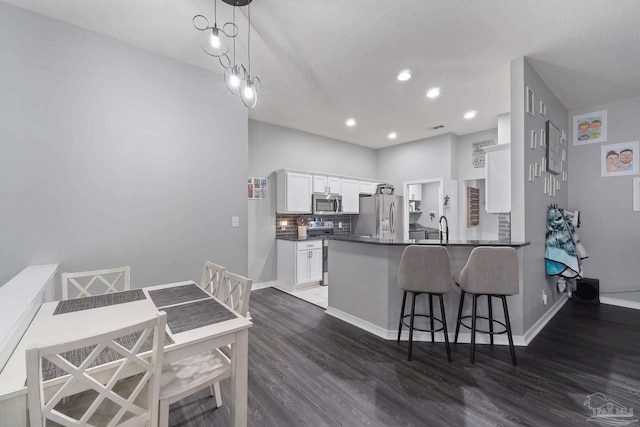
276;235;328;242
325;234;530;247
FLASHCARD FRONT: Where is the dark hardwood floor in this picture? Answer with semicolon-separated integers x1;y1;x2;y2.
168;288;640;426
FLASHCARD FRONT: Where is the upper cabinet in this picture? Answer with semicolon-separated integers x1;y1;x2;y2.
313;175;341;194
407;184;422;201
485;144;511;213
359;181;378;195
277;171;313;214
341;179;360;214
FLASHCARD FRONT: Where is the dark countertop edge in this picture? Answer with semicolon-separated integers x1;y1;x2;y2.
276;234;530;247
326;235;530;248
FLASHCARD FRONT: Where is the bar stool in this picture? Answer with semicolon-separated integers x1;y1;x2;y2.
397;245;454;361
454;246;519;365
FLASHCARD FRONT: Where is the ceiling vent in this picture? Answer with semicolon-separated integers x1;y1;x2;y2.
428;125;445;130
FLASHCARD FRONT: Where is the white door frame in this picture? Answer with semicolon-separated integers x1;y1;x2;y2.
402;178;444;240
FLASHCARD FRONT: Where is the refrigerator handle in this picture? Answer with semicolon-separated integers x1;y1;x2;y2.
389;202;395;234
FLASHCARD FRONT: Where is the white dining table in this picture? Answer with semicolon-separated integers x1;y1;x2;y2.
0;280;252;427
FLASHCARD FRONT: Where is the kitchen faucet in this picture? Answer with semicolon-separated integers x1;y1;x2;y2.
439;215;449;241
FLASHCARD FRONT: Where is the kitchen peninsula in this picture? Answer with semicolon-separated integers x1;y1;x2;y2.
324;235;529;343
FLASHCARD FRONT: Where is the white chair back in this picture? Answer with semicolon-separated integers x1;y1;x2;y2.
218;271;252;316
26;312;166;427
199;261;228;298
61;266;131;300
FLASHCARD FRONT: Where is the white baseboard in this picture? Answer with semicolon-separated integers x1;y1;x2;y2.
522;294;568;345
324;307;391;340
600;297;640;310
325;307;531;346
251;281;275;291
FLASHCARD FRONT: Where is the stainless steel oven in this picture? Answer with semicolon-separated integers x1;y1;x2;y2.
312;193;342;215
307;219;334;286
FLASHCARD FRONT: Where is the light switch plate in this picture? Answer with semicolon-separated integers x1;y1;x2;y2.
231;216;239;228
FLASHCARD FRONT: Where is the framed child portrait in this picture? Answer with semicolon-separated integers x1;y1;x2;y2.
573;110;607;145
601;141;639;177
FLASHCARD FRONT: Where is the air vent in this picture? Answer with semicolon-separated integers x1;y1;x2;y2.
428;125;445;130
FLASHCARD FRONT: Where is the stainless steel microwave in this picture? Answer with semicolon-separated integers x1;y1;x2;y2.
312;193;343;214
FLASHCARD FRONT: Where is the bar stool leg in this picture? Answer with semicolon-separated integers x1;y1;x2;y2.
454;290;466;343
429;294;435;343
439;294;451;362
470;294;478;364
408;292;417;361
397;291;407;342
501;296;517;366
488;295;494;345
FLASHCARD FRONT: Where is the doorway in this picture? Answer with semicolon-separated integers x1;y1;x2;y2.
403;178;443;240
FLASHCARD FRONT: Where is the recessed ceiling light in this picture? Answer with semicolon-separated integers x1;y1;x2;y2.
346;118;356;127
426;87;440;99
397;70;411;81
388;132;397;139
464;111;477;119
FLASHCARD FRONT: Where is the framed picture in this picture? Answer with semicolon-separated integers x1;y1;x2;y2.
601;141;639;177
546;120;561;174
526;87;535;116
248;177;268;199
530;130;537;149
634;177;640;211
573;110;607;145
539;101;547;116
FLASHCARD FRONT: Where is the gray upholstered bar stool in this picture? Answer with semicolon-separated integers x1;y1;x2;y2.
453;246;519;365
397;245;454;361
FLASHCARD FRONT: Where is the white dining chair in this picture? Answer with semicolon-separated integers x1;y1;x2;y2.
61;266;131;300
26;312;166;427
199;261;227;297
158;271;253;426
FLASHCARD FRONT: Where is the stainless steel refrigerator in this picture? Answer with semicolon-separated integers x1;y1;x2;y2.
353;194;404;239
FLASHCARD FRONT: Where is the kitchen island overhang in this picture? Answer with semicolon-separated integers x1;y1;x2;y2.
325;236;531;346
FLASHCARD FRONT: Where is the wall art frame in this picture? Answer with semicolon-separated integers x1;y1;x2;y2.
573;110;607;145
546;120;562;175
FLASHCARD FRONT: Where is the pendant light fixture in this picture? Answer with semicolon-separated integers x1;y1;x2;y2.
239;1;260;108
194;0;261;108
224;5;245;95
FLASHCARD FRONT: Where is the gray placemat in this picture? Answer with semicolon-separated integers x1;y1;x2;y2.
53;290;146;315
164;299;236;334
147;283;209;308
40;331;174;381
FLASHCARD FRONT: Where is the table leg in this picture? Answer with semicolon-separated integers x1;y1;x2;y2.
230;329;249;427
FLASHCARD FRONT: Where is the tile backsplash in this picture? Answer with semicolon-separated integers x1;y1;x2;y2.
275;214;352;238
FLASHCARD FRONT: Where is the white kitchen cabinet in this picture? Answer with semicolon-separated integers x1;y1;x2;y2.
359;181;378;195
277;171;313;214
485;144;511;213
277;240;323;290
341;178;360;214
313;175;341;194
408;184;422;201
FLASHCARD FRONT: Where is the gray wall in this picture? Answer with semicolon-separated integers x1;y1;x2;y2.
512;57;570;331
248;120;377;283
0;3;249;289
569;96;640;303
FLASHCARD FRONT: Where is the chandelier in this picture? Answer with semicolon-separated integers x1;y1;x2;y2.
193;0;261;108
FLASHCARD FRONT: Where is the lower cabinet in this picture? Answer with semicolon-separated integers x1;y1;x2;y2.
277;240;323;291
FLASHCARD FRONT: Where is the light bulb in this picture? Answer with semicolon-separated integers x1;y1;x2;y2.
464;110;477;119
240;75;258;108
224;65;244;95
199;26;229;57
209;27;221;48
388;132;397;139
229;73;240;88
346;118;356;127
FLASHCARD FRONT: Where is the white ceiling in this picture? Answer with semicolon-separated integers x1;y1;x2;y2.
5;0;640;149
